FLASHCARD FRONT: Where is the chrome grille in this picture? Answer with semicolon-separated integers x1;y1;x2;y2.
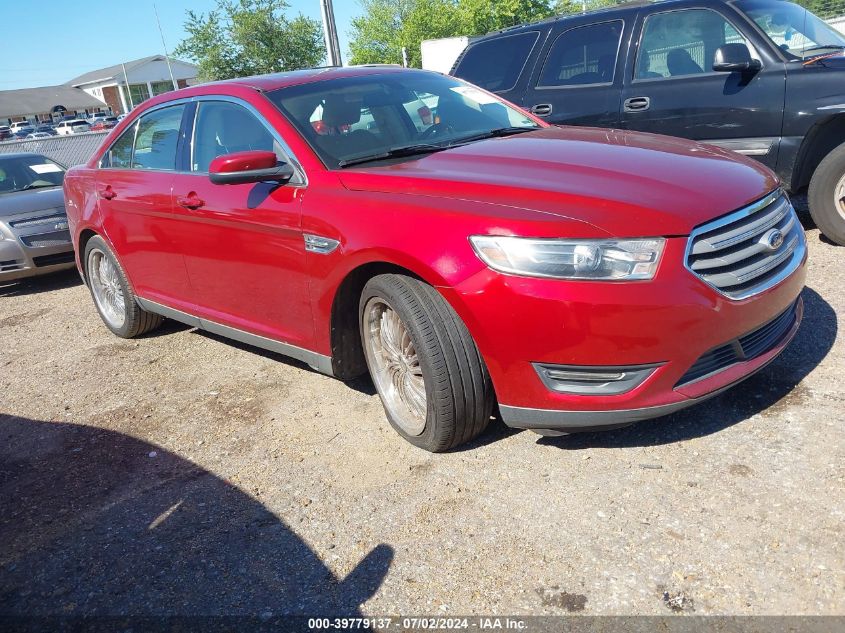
685;191;806;299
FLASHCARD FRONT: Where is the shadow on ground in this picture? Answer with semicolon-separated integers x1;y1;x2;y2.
0;416;393;617
539;286;837;449
0;269;81;298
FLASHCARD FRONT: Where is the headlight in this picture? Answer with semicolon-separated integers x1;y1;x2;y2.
469;236;665;280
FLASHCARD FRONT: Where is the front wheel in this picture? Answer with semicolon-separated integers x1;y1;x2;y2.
84;235;162;338
360;274;493;452
808;141;845;246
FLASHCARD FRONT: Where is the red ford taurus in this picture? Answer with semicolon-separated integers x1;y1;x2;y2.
63;67;806;451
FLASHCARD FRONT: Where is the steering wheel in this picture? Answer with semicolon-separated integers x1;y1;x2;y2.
418;122;449;140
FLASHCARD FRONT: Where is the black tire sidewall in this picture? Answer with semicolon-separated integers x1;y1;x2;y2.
809;143;845;246
359;277;446;451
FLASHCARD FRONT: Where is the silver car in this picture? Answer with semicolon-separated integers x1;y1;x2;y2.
0;153;75;281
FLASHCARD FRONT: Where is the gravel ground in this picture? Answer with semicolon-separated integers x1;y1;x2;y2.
1;208;843;618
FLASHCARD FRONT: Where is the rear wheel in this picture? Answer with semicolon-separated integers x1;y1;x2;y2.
84;235;162;338
360;274;493;452
808;141;845;246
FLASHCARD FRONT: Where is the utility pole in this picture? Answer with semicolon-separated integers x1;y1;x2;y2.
319;0;343;67
154;3;180;90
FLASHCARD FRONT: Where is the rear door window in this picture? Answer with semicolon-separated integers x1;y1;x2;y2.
538;21;624;87
453;31;539;92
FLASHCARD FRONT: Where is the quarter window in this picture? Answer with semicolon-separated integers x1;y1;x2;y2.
131;105;185;171
190;101;284;174
635;9;757;79
538;21;624;87
454;31;539;92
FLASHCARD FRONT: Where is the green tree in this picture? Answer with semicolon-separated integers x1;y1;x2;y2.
348;0;558;67
174;0;325;81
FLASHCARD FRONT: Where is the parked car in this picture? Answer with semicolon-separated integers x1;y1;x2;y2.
11;127;35;140
9;121;35;134
452;0;845;245
0;153;75;281
90;117;118;132
88;112;109;122
63;67;806;451
55;119;90;135
25;132;53;139
0;126;12;141
34;125;58;136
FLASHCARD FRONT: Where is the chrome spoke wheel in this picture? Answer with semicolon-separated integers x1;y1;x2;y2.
88;248;126;329
836;172;845;220
363;297;427;436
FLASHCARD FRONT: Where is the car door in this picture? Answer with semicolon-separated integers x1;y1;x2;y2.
172;98;314;350
620;5;786;169
96;103;194;308
521;19;628;127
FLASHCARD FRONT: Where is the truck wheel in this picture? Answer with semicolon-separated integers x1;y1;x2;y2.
84;235;163;338
360;274;493;452
808;142;845;246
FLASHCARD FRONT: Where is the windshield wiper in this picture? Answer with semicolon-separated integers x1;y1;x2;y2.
19;182;58;191
802;44;845;56
447;126;538;146
336;127;538;168
337;143;449;168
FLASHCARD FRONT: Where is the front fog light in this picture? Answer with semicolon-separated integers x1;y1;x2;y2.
534;363;662;395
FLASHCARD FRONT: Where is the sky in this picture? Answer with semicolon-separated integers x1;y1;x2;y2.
0;0;359;91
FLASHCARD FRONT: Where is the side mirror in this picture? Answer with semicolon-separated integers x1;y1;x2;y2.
208;150;295;186
713;44;762;73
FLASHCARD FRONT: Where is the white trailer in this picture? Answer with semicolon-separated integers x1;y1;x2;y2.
421;36;472;74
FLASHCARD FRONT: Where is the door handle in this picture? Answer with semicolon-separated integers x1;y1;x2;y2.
177;194;205;210
623;96;650;112
530;103;553;117
98;186;116;200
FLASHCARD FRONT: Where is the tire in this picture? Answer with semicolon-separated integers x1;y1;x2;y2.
808;141;845;246
359;274;494;452
83;235;162;338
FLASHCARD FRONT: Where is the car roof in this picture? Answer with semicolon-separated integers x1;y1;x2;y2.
142;64;424;105
471;0;732;38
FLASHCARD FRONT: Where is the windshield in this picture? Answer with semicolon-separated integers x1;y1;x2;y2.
735;0;845;59
0;154;66;195
268;72;540;169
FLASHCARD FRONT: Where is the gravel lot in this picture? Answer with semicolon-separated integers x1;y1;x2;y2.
1;207;843;618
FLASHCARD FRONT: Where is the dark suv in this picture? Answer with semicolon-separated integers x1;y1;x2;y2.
452;0;845;245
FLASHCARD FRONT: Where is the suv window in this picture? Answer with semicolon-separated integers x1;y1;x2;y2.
132;105;185;171
635;9;757;79
191;101;283;173
454;31;539;92
538;21;623;87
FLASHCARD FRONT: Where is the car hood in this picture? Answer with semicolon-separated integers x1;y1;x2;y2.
0;187;65;219
337;126;779;236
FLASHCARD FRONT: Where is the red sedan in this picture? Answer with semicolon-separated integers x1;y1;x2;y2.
63;67;806;451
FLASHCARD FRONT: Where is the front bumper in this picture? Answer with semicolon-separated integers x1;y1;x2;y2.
440;235;807;432
0;209;75;282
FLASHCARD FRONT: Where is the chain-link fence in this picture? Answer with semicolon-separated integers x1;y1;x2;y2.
0;132;108;168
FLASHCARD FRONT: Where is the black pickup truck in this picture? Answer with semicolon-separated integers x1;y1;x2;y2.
452;0;845;245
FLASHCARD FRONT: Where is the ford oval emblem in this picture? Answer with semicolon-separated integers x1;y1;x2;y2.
762;229;784;251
